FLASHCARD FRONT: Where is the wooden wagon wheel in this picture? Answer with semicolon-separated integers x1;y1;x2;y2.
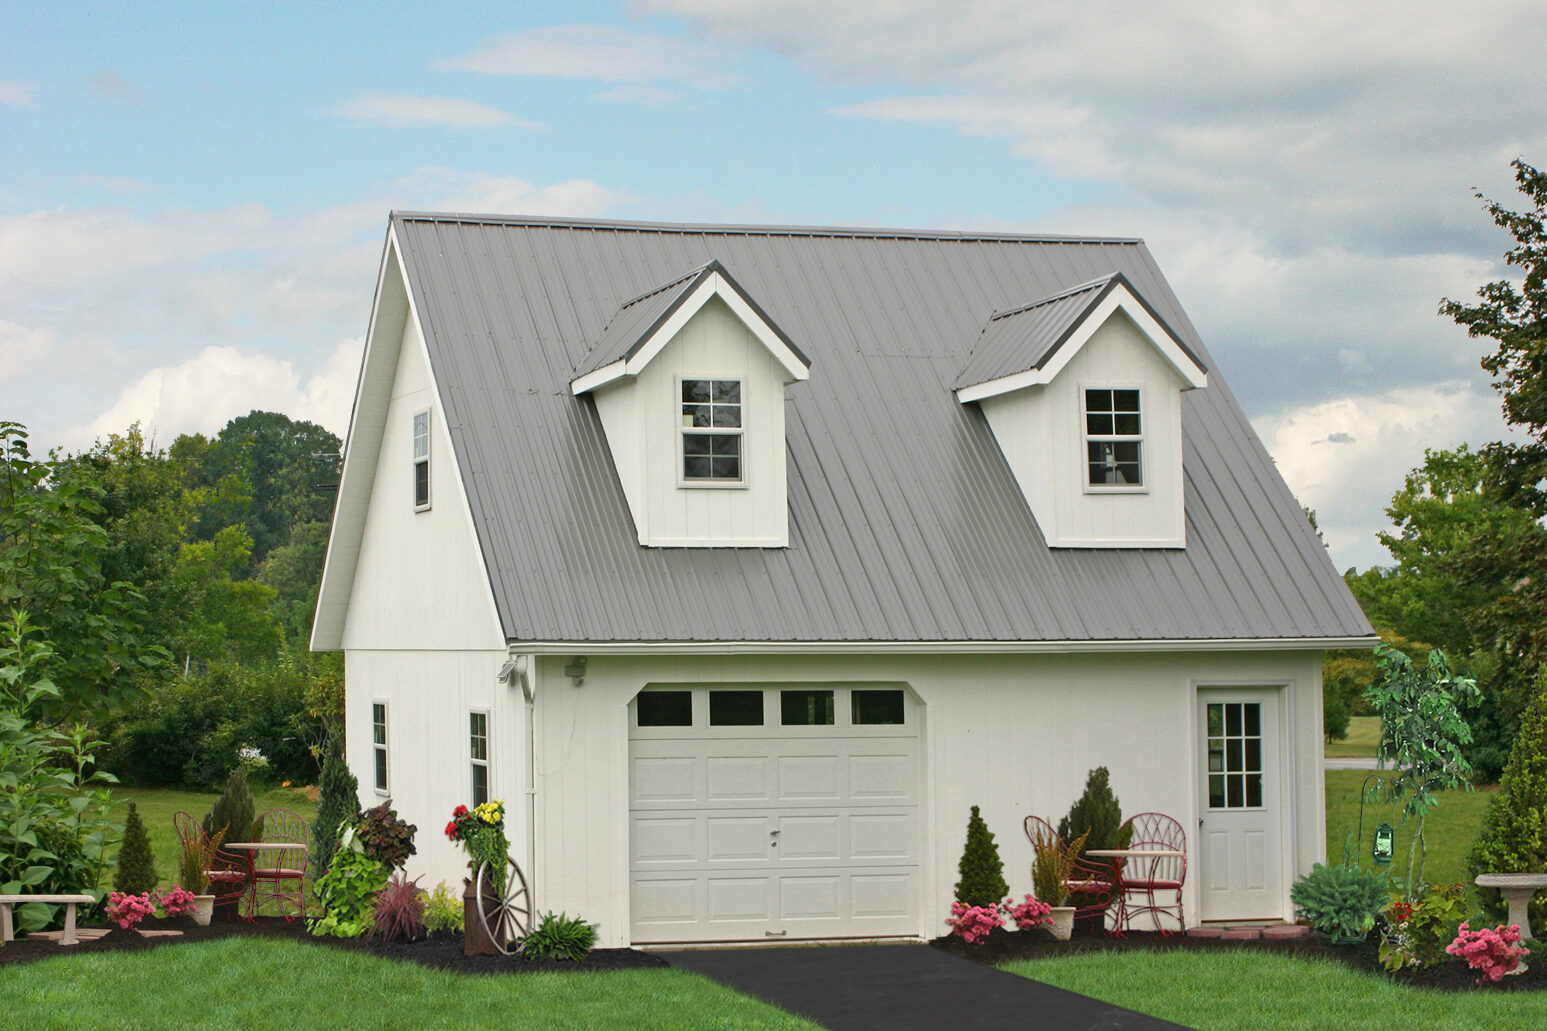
474;856;532;956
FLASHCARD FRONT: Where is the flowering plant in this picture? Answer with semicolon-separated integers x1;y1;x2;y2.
1006;894;1054;931
446;800;509;894
157;885;198;917
1378;883;1465;971
105;891;158;930
946;902;1005;943
1446;922;1531;982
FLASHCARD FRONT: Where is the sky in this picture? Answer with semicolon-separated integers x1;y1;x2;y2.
3;1;1544;571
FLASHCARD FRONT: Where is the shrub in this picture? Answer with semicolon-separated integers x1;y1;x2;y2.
311;736;359;877
1447;921;1531;982
423;881;464;935
157;885;197;917
953;805;1008;908
945;902;1004;943
113;801;158;896
354;800;416;870
1006;894;1053;931
1379;883;1467;971
1058;767;1131;855
1467;668;1547;932
202;767;260;844
369;873;426;943
1291;861;1389;943
309;826;390;938
521;911;597;962
1323;689;1351;742
104;891;156;930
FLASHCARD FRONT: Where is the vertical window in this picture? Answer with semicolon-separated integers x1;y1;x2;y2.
413;410;431;510
1084;388;1143;487
372;702;388;793
469;711;489;807
681;379;742;482
1206;702;1262;809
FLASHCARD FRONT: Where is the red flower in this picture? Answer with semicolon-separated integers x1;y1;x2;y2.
445;820;458;840
453;805;469;817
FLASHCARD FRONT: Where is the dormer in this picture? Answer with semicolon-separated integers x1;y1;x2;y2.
954;273;1207;548
571;261;810;547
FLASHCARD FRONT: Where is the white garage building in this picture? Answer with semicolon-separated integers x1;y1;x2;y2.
313;213;1374;948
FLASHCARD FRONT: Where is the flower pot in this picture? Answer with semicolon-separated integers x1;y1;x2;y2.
191;895;214;927
1049;907;1075;941
461;877;500;956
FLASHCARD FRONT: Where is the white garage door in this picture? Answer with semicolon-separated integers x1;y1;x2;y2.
629;685;921;944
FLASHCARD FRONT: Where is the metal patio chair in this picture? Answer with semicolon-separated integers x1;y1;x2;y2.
173;810;249;913
249;808;309;921
1115;812;1187;933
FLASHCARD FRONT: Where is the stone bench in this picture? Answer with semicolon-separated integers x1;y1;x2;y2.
1474;874;1547;941
0;894;96;946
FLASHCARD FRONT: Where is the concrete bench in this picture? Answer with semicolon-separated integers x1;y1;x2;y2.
1474;874;1547;941
0;894;96;946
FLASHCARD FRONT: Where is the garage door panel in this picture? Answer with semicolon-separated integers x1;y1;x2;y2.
851;874;913;919
632;816;699;864
633;878;699;926
777;755;842;800
780;876;841;920
778;815;841;860
708;877;772;921
849;754;915;800
706;816;770;861
706;755;768;801
850;813;914;858
632;756;698;803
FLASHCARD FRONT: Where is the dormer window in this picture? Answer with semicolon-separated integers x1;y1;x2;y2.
1085;388;1143;488
681;379;742;483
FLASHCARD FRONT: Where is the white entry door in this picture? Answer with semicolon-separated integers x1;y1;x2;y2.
1197;688;1283;921
628;685;921;944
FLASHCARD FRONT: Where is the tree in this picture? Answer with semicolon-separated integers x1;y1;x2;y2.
1057;767;1131;856
0;422;167;716
169;526;284;666
113;801;158;895
1366;645;1479;895
953;805;1008;908
1467;668;1547;931
258;520;330;645
1440;159;1547;514
312;736;360;878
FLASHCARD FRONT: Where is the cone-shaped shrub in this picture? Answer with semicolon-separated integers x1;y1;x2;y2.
203;766;259;843
312;735;360;877
113;801;158;895
1468;669;1547;931
954;805;1009;907
1057;766;1131;855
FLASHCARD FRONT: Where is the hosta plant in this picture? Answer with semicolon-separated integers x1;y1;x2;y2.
521;911;597;962
1290;862;1388;944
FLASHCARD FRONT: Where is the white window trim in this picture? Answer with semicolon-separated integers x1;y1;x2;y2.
469;708;490;806
1082;384;1148;494
371;699;389;796
412;408;432;512
676;375;748;489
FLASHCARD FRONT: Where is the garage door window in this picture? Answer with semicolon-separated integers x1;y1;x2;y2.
637;691;693;727
709;690;763;726
852;689;905;725
781;689;834;725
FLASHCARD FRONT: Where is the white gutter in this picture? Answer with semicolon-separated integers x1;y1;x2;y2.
504;636;1378;656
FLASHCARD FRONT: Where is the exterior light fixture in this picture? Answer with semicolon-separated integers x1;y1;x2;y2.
1372;821;1394;866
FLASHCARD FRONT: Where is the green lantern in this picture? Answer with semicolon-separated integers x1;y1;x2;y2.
1372;822;1395;866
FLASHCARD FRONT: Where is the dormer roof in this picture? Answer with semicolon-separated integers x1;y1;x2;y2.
571;259;809;394
953;272;1208;402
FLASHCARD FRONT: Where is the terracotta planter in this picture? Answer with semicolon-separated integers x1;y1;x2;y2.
1049;907;1075;941
191;895;215;927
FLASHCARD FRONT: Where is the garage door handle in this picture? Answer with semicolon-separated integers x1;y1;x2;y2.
765;930;787;938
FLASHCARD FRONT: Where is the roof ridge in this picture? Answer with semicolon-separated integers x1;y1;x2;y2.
988;272;1120;322
389;210;1143;246
615;261;716;311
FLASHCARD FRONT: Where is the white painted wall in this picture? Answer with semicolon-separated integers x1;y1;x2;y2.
526;648;1324;947
592;296;793;547
979;310;1189;547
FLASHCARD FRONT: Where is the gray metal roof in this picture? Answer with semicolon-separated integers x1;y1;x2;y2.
386;212;1371;645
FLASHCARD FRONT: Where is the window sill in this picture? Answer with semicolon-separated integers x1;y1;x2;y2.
1084;485;1148;495
677;480;750;490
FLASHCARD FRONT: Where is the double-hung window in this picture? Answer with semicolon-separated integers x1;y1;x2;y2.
681;379;742;483
372;702;389;793
1084;388;1143;487
469;711;489;807
412;410;431;510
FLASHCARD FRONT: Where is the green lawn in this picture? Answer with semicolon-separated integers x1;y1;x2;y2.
0;937;820;1031
1324;769;1494;890
1324;715;1380;757
1004;949;1545;1031
110;785;319;892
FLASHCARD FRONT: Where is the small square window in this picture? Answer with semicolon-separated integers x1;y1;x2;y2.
781;689;834;726
851;689;905;725
709;690;763;726
637;691;693;727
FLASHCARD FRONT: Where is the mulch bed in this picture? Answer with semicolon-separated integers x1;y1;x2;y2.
930;925;1547;993
0;914;666;975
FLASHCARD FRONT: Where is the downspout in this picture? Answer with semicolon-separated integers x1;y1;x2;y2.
498;651;538;914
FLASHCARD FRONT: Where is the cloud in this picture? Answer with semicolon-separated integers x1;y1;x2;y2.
1252;381;1513;570
72;174;149;194
0;320;53;383
398;168;636;216
595;84;687;107
0;81;35;107
89;70;146;104
438;24;738;89
74;339;365;447
330;93;544;130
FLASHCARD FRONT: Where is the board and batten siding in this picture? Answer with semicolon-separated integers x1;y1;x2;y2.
339;293;512;890
528;649;1324;948
591;295;792;547
979;310;1189;548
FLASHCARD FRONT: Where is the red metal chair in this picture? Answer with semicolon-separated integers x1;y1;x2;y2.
249;808;309;921
1024;815;1118;930
173;811;248;912
1116;812;1187;933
